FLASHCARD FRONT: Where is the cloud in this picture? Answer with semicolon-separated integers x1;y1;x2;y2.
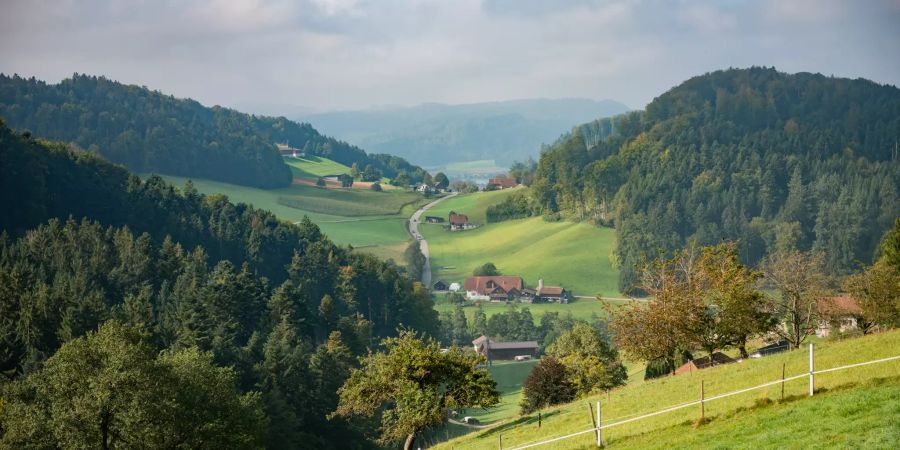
0;0;898;113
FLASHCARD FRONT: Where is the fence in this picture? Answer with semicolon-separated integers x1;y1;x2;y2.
501;344;900;450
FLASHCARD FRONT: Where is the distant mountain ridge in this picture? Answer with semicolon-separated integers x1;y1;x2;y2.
301;98;630;166
0;74;430;188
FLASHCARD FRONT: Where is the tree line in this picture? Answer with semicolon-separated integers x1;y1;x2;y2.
0;74;430;188
529;67;900;292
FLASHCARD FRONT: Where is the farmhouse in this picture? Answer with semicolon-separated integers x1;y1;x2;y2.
816;294;864;337
674;352;736;375
487;176;518;190
449;212;472;230
276;143;304;158
424;216;445;223
472;335;539;361
464;276;524;301
534;278;570;304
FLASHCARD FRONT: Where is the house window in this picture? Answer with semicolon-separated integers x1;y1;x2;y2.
487;281;495;289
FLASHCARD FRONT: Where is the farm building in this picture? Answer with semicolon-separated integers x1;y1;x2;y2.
749;340;790;358
487;176;518;190
816;295;864;337
464;276;525;301
424;216;445;223
449;212;474;230
433;280;449;291
472;335;539;361
674;352;737;375
535;278;570;303
276;143;305;158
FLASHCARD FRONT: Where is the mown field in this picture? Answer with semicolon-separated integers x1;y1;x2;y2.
284;156;393;186
432;295;629;324
435;330;900;449
155;174;419;252
420;190;620;297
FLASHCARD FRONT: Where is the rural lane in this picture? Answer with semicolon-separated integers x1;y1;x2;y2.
408;192;457;288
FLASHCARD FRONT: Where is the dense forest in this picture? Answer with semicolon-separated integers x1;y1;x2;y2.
532;68;900;291
0;122;437;448
0;74;429;188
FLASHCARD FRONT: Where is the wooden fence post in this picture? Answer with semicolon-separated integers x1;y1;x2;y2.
781;363;785;401
538;412;541;429
700;379;705;421
809;343;814;397
596;401;603;448
498;433;502;450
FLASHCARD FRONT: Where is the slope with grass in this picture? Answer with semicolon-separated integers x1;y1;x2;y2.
433;296;627;325
420;189;619;297
157;174;423;250
436;330;900;449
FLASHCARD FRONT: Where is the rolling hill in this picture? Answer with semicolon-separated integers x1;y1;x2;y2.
435;330;900;449
532;67;900;291
420;189;620;297
0;74;429;188
302;98;630;166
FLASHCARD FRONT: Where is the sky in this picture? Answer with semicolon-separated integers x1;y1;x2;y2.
2;0;899;114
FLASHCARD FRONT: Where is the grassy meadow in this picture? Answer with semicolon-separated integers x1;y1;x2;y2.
433;295;629;324
284;155;353;178
435;330;900;449
154;173;419;252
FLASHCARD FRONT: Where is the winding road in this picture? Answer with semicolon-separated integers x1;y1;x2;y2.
408;192;457;287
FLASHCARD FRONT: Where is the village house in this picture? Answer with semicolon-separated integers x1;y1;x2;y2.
276;143;305;158
816;294;865;337
487;176;518;190
534;278;570;304
464;276;524;302
674;352;737;375
449;212;475;230
432;280;449;291
472;335;539;361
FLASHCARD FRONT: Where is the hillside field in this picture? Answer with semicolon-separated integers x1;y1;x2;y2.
284;156;393;186
433;296;630;325
435;330;900;449
155;174;420;253
420;190;620;297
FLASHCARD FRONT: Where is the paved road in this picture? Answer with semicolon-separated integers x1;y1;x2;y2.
408;192;457;287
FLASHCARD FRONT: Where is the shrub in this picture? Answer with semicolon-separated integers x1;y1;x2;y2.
520;357;575;414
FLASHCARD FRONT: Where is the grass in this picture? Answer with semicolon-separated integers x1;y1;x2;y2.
433;296;629;324
463;360;540;423
154;174;418;250
420;189;619;297
435;330;900;449
276;184;425;217
284;155;353;178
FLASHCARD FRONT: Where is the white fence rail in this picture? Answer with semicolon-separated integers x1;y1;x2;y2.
506;345;900;450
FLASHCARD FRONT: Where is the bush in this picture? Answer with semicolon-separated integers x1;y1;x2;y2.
485;191;538;223
316;177;326;187
473;262;500;276
520;357;575;414
369;182;382;192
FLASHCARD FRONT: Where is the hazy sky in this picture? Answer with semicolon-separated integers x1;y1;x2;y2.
2;0;899;113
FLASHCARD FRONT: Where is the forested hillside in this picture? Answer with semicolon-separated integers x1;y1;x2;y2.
0;74;429;188
532;67;900;291
0;122;437;448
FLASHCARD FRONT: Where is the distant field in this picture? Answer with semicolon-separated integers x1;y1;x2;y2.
423;187;522;225
421;190;619;296
433;296;628;324
284;155;352;178
155;174;416;250
277;184;425;217
464;360;538;423
436;330;900;449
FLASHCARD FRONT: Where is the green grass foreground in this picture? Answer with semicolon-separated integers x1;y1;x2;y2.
434;330;900;449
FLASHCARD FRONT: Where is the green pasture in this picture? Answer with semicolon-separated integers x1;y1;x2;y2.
432;296;628;324
284;155;352;178
422;215;620;297
463;360;539;423
154;174;417;250
435;330;900;449
276;184;425;217
423;188;522;225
